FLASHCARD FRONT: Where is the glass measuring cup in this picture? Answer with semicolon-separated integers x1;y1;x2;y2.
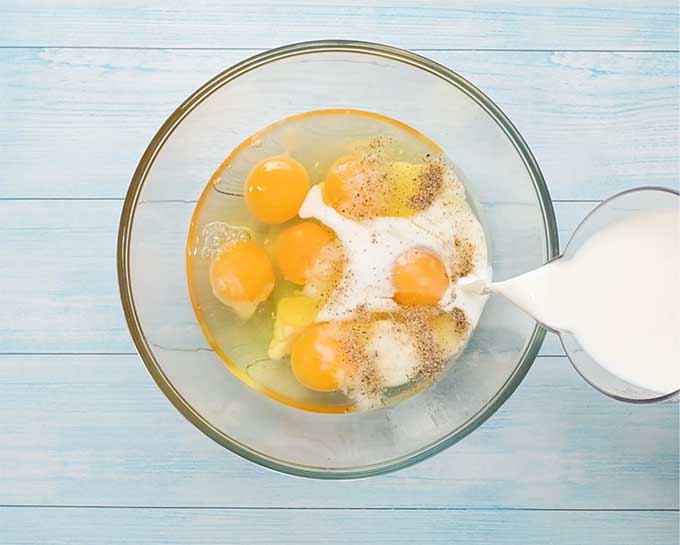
541;187;679;403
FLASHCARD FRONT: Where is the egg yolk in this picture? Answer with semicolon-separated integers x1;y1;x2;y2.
275;221;335;285
209;240;275;318
323;155;382;218
244;156;310;224
392;249;449;306
290;324;351;392
323;155;362;208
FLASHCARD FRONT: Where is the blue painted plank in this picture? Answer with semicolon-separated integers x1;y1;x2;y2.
0;201;131;353
0;199;593;354
1;49;677;199
1;508;678;545
0;354;676;508
1;0;677;50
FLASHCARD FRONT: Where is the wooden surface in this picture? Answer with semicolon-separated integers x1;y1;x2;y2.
3;49;678;200
1;509;678;545
1;2;678;544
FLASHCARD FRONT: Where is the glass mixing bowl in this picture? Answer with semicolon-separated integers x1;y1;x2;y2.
118;41;558;478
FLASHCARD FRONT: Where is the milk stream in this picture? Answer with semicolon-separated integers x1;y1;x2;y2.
483;209;680;395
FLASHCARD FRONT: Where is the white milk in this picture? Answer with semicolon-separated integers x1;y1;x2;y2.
487;209;680;395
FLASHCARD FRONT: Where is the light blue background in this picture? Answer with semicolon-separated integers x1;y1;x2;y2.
1;1;678;543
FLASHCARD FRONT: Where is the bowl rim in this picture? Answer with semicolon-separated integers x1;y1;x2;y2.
117;39;559;479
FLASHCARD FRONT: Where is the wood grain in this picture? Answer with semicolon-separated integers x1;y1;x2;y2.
2;0;678;50
2;49;677;199
1;508;678;545
0;354;677;508
0;200;597;354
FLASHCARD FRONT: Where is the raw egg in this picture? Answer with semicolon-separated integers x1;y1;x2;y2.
275;221;335;285
244;156;310;224
209;240;275;318
323;155;382;219
392;249;449;306
290;323;352;392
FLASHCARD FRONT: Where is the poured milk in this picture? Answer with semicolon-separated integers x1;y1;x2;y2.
487;208;680;395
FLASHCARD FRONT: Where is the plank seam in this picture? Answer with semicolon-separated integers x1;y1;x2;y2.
0;505;676;511
0;46;678;53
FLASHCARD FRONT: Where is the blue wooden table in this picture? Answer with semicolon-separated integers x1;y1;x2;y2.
1;2;678;543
